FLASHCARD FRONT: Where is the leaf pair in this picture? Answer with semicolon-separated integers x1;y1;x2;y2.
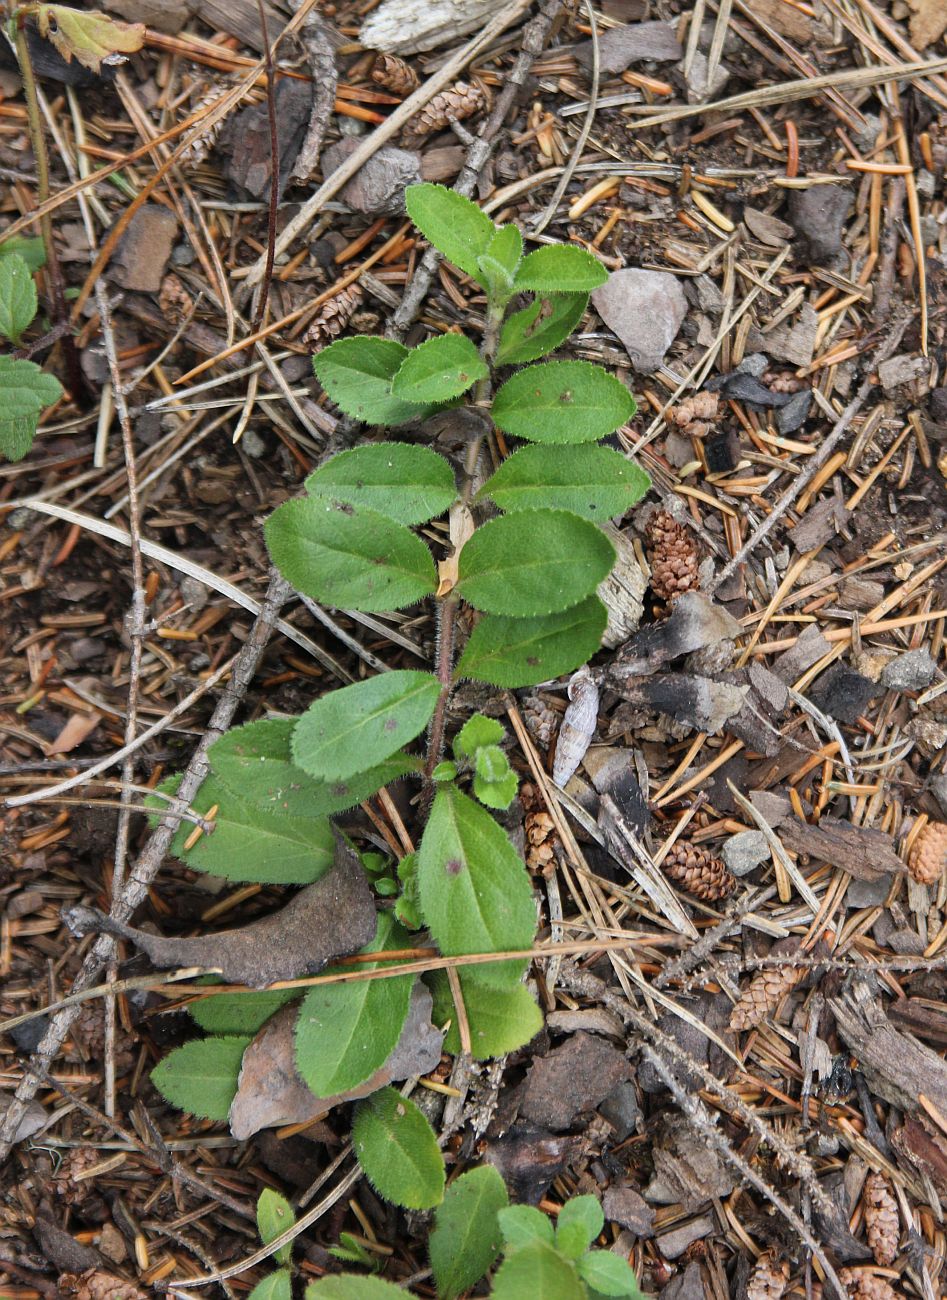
248;1189;295;1300
493;1197;643;1298
0;252;62;463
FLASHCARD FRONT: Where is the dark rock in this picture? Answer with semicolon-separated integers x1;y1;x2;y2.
598;1080;641;1140
704;428;741;473
777;388;813;434
483;1124;579;1204
788;185;853;265
931;387;947;421
322;137;422;215
809;664;878;724
881;649;937;692
656;1213;716;1260
107;0;193;33
222;78;313;200
602;1185;655;1236
520;1032;632;1130
107;203;178;294
9;1013;48;1054
772;623;831;681
705;371;792;408
659;1260;707;1300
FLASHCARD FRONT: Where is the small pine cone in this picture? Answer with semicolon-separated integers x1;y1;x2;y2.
372;52;419;96
646;510;700;604
179;85;229;166
521;782;559;875
522;696;558;750
159;273;191;323
669;391;719;438
404;80;486;140
304;285;364;349
53;1146;100;1207
863;1172;900;1266
908;820;947;886
729;963;805;1031
838;1269;900;1300
661;839;735;901
747;1251;790;1300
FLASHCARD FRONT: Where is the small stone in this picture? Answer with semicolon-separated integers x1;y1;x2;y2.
656;1212;715;1259
846;875;891;908
878;352;932;394
722;830;769;876
685;51;730;102
809;664;878;724
575;20;682;73
736;352;768;378
776;389;812;434
788;185;852;266
881;649;937;692
602;1185;655;1236
930;387;947;422
107;203;178;293
591;269;687;373
598;1081;641;1141
322;138;422;215
520;1033;632;1131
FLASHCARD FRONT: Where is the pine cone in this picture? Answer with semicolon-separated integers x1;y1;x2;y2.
304;285;364;349
669;391;719;438
646;510;700;604
159;273;191;323
838;1269;900;1300
53;1146;101;1207
59;1270;148;1300
522;695;559;750
372;52;419;96
908;820;947;886
404;80;486;140
179;84;229;166
863;1172;899;1266
521;782;559;875
661;839;735;901
729;962;805;1031
747;1251;790;1300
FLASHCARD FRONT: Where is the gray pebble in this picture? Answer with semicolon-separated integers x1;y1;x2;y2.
881;649;936;692
721;829;769;876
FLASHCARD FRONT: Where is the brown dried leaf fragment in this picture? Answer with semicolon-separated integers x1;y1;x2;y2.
372;52;419;95
908;820;947;886
64;828;376;987
746;1251;790;1300
661;839;734;902
36;5;145;74
405;80;486;140
863;1171;899;1266
646;509;699;604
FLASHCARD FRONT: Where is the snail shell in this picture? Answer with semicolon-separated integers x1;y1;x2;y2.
553;666;599;787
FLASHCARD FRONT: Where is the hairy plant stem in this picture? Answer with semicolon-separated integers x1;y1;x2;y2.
425;593;458;778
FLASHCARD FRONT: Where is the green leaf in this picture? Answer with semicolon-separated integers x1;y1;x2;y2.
304;442;457;525
247;1270;292;1300
257;1189;295;1265
405;183;496;281
430;1165;509;1300
395;852;423;929
190;987;298;1036
292;671;440;783
477;223;523;301
153;773;335;884
391;333;487;403
430;970;542;1058
312;337;433;426
265;497;437;613
457;510;615;616
479;444;650;520
496;293;588;366
417;786;536;963
0;414;39;463
431;760;458;783
151;1037;249;1120
352;1087;446;1210
208;718;420;819
492;361;636;444
455;596;608;688
475;745;510;783
0;355;63;462
498;1205;555;1251
514;245;608;293
306;1278;406;1300
0;253;37;344
295;913;415;1096
474;767;518;811
492;1241;586;1300
453;713;505;759
556;1196;604;1260
35;4;145;74
0;236;46;273
578;1252;643;1297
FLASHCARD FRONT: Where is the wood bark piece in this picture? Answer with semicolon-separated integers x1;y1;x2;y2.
609;673;748;736
831;983;947;1117
609;592;739;675
64;829;376;987
289;1;338;182
598;523;646;649
777;815;904;883
360;0;510;54
196;0;287;51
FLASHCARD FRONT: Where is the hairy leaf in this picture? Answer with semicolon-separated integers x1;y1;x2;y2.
457;510;615;616
417;786;536;963
496;293;588;366
492;361;636;443
453;713;505;759
0;253;37;344
155;773;335;884
491;1241;585;1300
514;245;608;293
0;355;63;462
455;596;608;688
312;337;432;426
405;183;495;281
248;1272;291;1300
430;970;542;1058
391;333;487;403
295;913;415;1096
556;1196;604;1260
257;1189;295;1265
151;1037;249;1121
477;223;523;300
304;442;456;524
0;236;46;273
36;5;145;73
306;1278;405;1300
498;1205;555;1250
578;1251;643;1296
479;444;650;520
474;767;518;810
430;1165;509;1300
265;497;437;612
352;1087;445;1209
208;718;420;819
292;670;440;782
189;986;299;1036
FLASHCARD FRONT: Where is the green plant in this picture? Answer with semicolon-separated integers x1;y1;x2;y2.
151;184;649;1208
247;1188;296;1300
0;244;63;461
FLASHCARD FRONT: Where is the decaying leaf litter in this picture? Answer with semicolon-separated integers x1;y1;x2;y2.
1;0;947;1296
